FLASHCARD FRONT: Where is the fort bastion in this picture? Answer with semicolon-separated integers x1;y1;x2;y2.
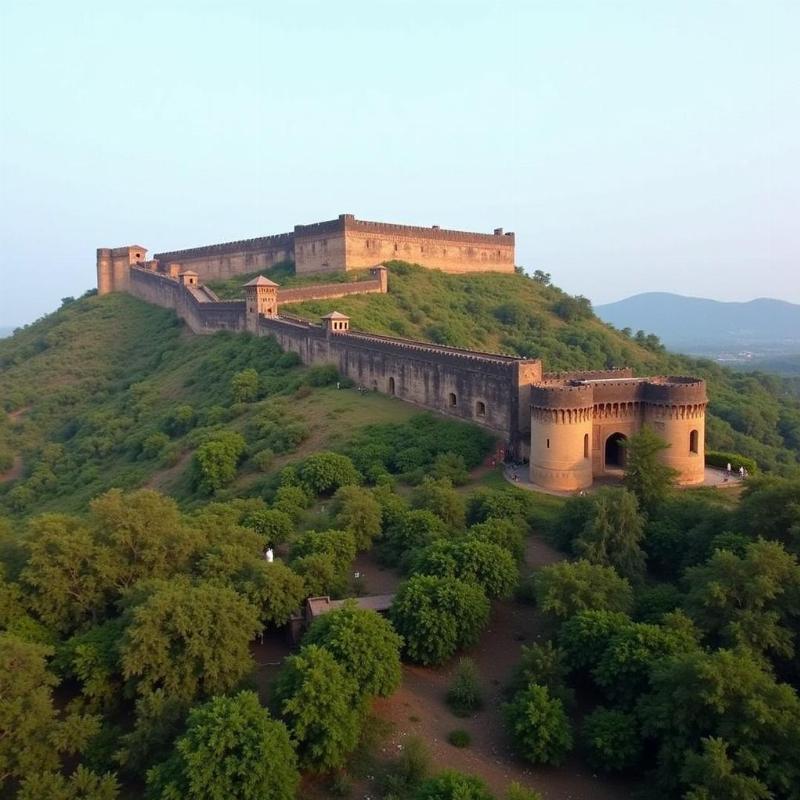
97;223;706;491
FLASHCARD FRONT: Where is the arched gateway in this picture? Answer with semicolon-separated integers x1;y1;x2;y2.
604;432;627;469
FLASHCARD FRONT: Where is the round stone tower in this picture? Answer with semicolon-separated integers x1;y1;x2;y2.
643;377;707;485
529;383;594;491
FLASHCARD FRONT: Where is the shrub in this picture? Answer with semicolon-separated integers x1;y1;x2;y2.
378;736;431;798
416;771;494;800
141;431;169;459
252;448;274;472
231;368;260;402
448;729;471;748
446;658;483;716
192;430;246;493
505;783;543;800
299;451;361;495
705;450;758;474
305;364;340;386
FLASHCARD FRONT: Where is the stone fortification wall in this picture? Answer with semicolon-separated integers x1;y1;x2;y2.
128;268;245;334
277;267;388;306
260;313;540;444
152;233;294;282
293;214;515;275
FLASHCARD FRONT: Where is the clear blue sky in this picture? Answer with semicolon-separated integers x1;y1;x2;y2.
1;0;797;326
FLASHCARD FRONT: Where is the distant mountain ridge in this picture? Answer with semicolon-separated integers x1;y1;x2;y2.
594;292;800;352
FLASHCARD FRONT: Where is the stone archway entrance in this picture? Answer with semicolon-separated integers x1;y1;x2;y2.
605;432;627;469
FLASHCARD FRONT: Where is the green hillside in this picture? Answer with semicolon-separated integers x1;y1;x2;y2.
1;261;799;523
258;260;800;474
3;263;800;800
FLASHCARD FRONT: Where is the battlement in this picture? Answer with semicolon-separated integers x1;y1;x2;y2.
154;232;294;263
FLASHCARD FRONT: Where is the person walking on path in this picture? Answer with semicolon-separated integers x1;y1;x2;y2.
727;462;732;477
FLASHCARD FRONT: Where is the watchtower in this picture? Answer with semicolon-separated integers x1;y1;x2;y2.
322;311;350;335
244;276;278;333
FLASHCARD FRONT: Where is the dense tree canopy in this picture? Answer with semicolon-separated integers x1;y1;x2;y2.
303;602;403;698
273;644;363;771
390;575;490;665
146;691;298;800
532;560;634;620
503;683;573;766
120;579;260;703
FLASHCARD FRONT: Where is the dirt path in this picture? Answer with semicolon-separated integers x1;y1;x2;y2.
363;534;635;799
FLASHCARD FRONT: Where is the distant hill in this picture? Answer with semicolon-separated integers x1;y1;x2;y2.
594;293;800;354
0;326;14;339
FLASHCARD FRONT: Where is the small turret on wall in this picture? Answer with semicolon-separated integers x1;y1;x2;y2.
244;276;278;333
322;311;350;335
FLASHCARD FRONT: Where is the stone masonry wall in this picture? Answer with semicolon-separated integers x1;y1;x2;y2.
153;233;294;282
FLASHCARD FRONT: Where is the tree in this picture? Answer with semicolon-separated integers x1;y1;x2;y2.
0;634;99;787
411;477;466;530
334;485;382;550
532;560;633;621
242;508;294;545
90;489;202;589
299;451;361;495
415;770;495;800
622;426;678;512
593;620;698;707
468;517;526;562
198;546;306;628
390;575;490;665
120;579;260;703
736;476;800;554
507;642;572;706
379;509;447;567
193;431;246;493
290;529;356;596
503;683;573;766
412;537;518;598
273;644;363;771
146;691;298;800
581;708;642;772
21;514;114;634
291;552;338;596
303;601;403;698
683;538;800;660
639;647;800;798
558;610;633;672
230;368;260;403
571;488;646;582
681;737;772;800
17;766;120;800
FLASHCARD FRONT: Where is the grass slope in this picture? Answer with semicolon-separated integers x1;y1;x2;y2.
0;293;418;517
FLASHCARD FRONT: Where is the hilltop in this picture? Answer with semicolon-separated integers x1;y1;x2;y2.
595;291;800;356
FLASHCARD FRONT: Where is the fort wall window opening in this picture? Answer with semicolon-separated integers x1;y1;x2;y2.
448;392;457;407
690;429;699;454
584;433;589;458
389;377;396;395
476;401;486;417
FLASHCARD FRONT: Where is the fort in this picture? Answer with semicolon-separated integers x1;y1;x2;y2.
97;224;706;491
96;214;515;294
